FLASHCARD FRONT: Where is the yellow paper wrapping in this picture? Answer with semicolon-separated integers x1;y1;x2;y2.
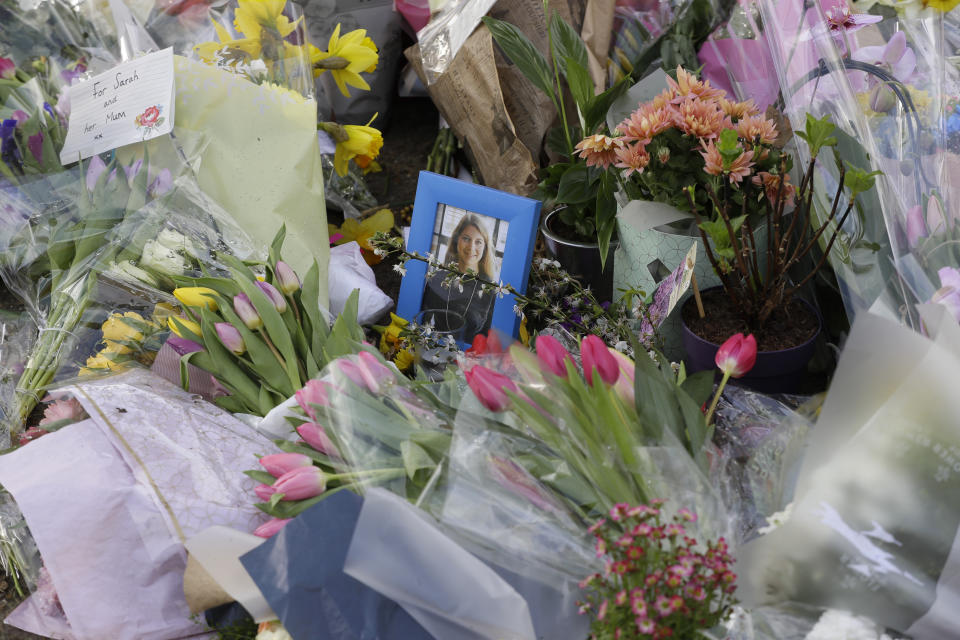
171;56;329;305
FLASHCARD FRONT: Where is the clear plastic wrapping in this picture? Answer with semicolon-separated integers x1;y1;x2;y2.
756;0;960;328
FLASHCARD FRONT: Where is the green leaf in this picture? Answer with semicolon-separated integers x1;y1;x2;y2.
215;293;294;396
401;441;436;480
795;113;838;157
196;308;263;411
276;440;339;467
232;271;301;390
268;492;285;509
299;260;328;362
244;470;277;485
564;57;595;116
679;370;714;409
482;16;556;100
584;78;629;134
843;164;882;198
556;163;595;204
549;11;590;86
269;224;287;266
716;128;742;163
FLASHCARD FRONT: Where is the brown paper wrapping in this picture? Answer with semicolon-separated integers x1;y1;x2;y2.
183;553;235;615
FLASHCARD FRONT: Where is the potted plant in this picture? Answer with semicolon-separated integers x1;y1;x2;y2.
680;113;880;392
481;12;630;300
576;66;789;354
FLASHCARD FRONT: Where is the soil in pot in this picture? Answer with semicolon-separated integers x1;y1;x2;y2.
681;288;818;351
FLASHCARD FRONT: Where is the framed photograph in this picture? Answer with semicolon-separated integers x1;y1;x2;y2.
397;171;541;345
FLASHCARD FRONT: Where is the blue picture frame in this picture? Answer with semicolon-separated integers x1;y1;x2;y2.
397;171;541;342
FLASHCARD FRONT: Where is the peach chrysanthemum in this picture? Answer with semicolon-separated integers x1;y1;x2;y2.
575;134;619;169
752;171;796;204
618;106;673;143
718;97;760;120
700;141;755;183
614;142;651;177
736;115;778;144
674;97;731;139
667;66;726;102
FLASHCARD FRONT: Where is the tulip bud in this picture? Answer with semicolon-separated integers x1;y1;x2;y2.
295;379;331;422
256;280;287;313
253;518;292;538
906;204;927;247
167;316;202;339
297;422;340;457
581;335;620;386
173;287;219;311
464;365;517;412
167;336;204;356
215;322;246;355
273;466;327;501
338;351;393;394
233;293;263;330
869;82;896;113
275;261;301;295
254;484;276;501
714;333;757;378
609;348;636;405
535;335;573;377
259;452;312;478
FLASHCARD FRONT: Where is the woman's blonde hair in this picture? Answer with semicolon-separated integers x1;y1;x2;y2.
444;214;495;280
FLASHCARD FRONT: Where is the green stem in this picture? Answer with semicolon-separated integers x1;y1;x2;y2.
258;328;287;368
704;371;731;426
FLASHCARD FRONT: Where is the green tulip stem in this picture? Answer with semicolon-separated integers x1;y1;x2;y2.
704;371;731;426
258;328;287;369
286;293;303;328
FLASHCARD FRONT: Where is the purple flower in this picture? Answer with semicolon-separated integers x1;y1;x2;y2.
27;132;43;164
123;159;143;184
167;336;204;356
148;168;172;197
822;0;881;34
85;156;109;191
0;119;20;166
60;62;87;86
851;31;916;92
10;110;28;126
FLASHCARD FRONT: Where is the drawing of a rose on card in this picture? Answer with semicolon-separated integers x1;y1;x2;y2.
135;105;164;136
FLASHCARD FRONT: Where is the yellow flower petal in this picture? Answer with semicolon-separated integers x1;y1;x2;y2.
173;287;220;311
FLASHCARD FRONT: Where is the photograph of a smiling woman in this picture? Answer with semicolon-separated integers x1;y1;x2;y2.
420;205;509;342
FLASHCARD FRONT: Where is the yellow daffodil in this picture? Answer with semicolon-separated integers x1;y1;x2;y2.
173;287;220;311
195;0;302;67
101;312;146;344
519;316;530;347
168;316;202;340
328;209;394;264
102;340;133;355
332;121;384;177
393;348;415;372
308;24;379;97
79;352;125;377
375;312;409;355
233;0;300;40
924;0;959;10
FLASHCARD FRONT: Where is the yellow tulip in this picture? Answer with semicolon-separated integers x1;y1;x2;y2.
308;24;379;97
332;121;384;177
101;313;145;344
102;340;133;355
173;287;219;311
79;352;125;377
168;316;202;339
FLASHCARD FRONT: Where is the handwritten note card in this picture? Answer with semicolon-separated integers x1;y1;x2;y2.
59;48;175;165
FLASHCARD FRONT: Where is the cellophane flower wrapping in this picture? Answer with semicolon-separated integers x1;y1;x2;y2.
756;0;960;327
0;368;275;639
738;304;960;638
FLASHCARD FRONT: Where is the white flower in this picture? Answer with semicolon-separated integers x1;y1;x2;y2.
256;621;293;640
107;260;158;287
513;304;523;317
614;341;628;353
493;281;509;298
155;228;194;256
140;239;187;276
373;247;385;257
393;263;407;276
805;609;898;640
758;502;794;536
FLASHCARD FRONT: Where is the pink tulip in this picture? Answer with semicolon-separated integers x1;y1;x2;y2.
253;518;292;538
256;280;287;313
581;335;619;386
297;422;340;457
233;293;262;330
259;452;312;478
254;484;276;501
215;322;245;355
0;58;15;80
535;335;573;378
273;466;327;501
338;351;392;394
295;379;331;421
275;261;301;295
464;365;517;412
608;349;635;405
714;333;757;378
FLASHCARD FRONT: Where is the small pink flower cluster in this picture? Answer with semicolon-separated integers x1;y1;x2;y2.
574;67;788;191
577;501;737;640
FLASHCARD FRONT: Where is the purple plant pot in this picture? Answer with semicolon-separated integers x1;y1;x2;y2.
680;291;821;394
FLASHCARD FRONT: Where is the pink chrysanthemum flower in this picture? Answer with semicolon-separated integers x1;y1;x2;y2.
718;97;760;120
666;66;726;102
700;141;755;183
736;115;779;144
752;171;796;204
614;143;651;177
619;106;674;143
575;134;620;169
674;97;731;139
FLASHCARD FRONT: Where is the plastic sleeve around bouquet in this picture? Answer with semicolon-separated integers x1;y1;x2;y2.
737;306;960;637
756;0;960;327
